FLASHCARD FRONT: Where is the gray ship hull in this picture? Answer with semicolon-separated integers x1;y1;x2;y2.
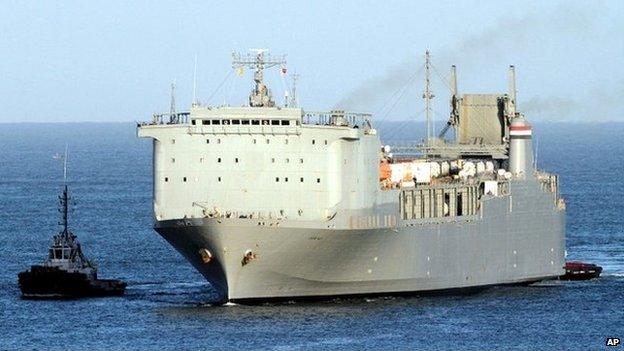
154;183;565;303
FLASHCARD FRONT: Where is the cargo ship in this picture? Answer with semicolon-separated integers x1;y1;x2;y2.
137;50;566;303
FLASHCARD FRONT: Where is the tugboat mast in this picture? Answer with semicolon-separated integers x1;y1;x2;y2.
58;144;70;237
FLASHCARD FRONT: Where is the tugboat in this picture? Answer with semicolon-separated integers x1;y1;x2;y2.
560;261;603;281
18;149;126;299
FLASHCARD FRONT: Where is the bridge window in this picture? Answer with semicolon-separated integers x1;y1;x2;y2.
262;120;269;125
202;120;209;125
281;120;289;125
271;158;275;163
324;140;328;145
317;178;321;183
266;139;270;144
223;120;230;125
252;120;260;125
285;177;289;182
232;119;240;125
206;139;210;144
217;139;221;144
275;177;280;182
253;139;257;144
164;177;169;182
217;158;221;163
242;120;250;125
285;158;290;163
183;177;187;182
300;177;304;182
212;120;221;125
191;120;196;125
299;158;304;164
271;120;280;126
312;139;316;145
235;158;239;163
218;177;221;182
171;158;175;163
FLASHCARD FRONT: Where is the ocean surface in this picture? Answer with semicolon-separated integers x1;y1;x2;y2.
0;122;622;350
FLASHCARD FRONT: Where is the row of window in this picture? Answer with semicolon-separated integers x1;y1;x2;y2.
191;119;298;126
205;138;328;145
173;138;329;145
163;176;321;183
172;157;306;164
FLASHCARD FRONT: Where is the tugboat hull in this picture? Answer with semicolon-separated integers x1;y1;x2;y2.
560;261;602;281
18;266;126;299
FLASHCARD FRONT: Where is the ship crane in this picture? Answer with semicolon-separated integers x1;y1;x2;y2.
232;49;287;107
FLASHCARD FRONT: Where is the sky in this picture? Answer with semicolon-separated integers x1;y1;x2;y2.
0;0;622;123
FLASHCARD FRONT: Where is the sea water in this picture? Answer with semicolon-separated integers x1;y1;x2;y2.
0;122;622;350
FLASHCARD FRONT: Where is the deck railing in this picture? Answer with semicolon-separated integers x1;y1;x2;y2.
303;111;371;127
138;112;190;126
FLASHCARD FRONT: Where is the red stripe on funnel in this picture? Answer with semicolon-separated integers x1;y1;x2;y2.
510;125;531;131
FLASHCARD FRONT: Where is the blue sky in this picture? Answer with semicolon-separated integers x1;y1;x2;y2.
0;0;622;122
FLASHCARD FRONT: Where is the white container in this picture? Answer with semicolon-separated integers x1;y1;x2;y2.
439;162;450;176
410;162;432;183
484;180;499;196
429;162;441;178
485;161;495;173
461;162;476;178
400;180;415;188
497;169;506;176
476;161;486;175
390;163;405;183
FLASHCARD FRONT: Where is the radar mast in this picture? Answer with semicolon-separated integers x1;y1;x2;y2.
232;49;287;107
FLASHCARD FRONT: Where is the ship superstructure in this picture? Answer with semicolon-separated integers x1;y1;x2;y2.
138;50;565;303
